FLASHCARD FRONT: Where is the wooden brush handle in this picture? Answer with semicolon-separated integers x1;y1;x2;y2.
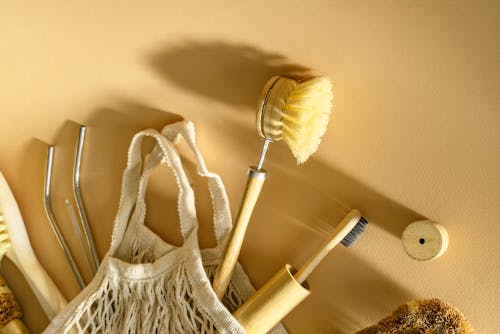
0;320;30;334
213;167;266;300
294;209;361;284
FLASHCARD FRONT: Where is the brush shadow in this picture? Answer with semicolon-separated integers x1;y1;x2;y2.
145;41;423;332
194;112;424;240
7;41;427;332
146;40;424;238
240;214;414;333
147;41;311;109
302;252;414;333
223;126;421;332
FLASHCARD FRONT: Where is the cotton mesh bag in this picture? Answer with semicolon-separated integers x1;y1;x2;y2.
44;121;287;334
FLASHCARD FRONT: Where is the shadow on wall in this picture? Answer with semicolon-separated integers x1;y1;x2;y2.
147;41;311;109
146;41;421;332
63;103;185;260
13;41;424;332
83;104;220;252
19;102;183;301
239;194;416;333
146;40;425;238
302;252;414;333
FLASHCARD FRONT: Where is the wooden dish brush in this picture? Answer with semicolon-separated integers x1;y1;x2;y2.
212;76;333;299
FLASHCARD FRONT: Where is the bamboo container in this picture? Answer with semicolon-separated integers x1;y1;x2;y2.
232;264;310;334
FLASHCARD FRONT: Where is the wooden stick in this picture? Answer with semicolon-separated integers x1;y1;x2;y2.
212;167;266;300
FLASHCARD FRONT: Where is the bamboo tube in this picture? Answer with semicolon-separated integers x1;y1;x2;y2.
232;265;310;334
213;167;266;300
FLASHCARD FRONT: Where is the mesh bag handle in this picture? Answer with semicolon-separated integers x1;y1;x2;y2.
135;121;233;250
109;127;197;253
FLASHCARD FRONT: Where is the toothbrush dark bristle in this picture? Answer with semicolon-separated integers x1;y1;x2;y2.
341;216;368;247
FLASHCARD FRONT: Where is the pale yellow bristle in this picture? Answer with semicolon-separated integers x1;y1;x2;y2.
0;216;11;257
281;76;333;164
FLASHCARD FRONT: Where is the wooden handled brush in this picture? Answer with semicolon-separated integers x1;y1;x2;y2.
232;209;368;334
0;173;67;320
212;75;333;299
294;209;368;283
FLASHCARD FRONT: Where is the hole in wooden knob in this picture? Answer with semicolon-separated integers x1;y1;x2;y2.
403;221;449;261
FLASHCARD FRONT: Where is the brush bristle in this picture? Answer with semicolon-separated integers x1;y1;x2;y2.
281;76;333;164
0;275;23;327
341;216;368;247
0;216;11;257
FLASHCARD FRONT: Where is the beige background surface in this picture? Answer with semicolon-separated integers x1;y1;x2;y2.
1;1;499;333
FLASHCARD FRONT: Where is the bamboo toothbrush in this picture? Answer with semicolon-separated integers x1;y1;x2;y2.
213;75;333;299
294;209;368;283
231;209;368;334
0;172;67;320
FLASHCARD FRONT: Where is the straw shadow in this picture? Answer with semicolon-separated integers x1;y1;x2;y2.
19;100;224;295
147;41;311;109
81;102;220;250
201;116;424;241
80;102;184;252
18;102;184;297
19;122;110;299
18;135;87;299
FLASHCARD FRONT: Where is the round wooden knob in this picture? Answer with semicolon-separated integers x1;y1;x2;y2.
402;220;449;261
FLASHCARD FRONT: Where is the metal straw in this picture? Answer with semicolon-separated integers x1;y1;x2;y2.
43;146;85;289
73;125;100;272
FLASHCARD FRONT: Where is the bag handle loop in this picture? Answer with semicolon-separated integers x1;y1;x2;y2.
109;127;197;253
160;121;233;248
132;121;233;249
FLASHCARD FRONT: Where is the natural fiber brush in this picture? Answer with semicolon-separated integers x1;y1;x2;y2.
256;76;333;166
357;298;474;334
294;209;368;283
213;75;334;300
